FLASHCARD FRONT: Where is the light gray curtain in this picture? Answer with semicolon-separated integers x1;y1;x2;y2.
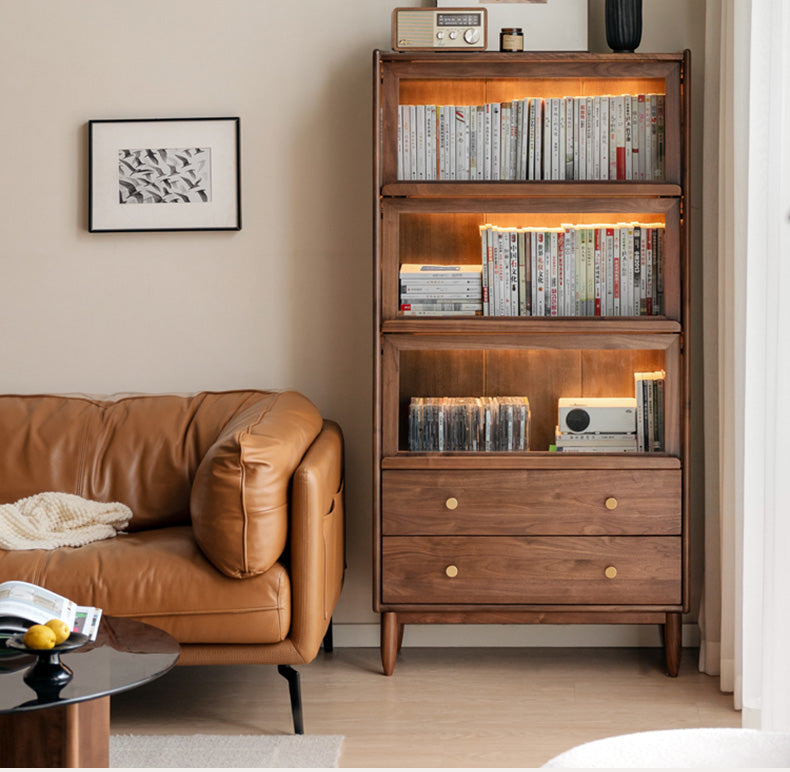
700;0;790;729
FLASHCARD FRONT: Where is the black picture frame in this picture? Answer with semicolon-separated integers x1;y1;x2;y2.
88;117;241;232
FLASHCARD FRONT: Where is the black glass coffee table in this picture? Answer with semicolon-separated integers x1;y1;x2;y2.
0;616;179;767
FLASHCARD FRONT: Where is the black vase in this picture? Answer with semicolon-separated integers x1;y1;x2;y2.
605;0;643;53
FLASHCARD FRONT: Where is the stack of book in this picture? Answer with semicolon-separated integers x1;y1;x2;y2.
399;263;483;316
479;221;664;317
635;370;666;451
397;93;665;182
408;396;530;452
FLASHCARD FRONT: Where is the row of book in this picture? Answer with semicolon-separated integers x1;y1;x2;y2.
397;93;666;182
399;263;483;316
408;396;530;452
479;222;665;318
635;370;666;452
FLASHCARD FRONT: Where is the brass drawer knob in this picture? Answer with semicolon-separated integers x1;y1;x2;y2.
445;497;459;510
604;497;618;510
445;565;459;578
605;566;618;579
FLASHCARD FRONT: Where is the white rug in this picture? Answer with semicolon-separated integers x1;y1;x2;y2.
542;727;790;768
110;733;344;768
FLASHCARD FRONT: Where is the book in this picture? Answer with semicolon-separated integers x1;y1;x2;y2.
543;97;552;179
0;580;102;641
624;96;632;179
426;105;437;180
532;98;542;180
634;370;666;451
491;102;501;180
565;95;575;180
400;302;483;314
592;95;601;180
416;104;426;180
614;95;626;179
600;95;610;180
655;94;666;179
400;264;482;279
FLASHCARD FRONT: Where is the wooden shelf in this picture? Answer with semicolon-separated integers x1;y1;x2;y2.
381;181;683;198
382;318;682;335
377;51;686;65
381;452;681;471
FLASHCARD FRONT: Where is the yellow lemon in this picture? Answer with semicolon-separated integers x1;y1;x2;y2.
45;618;71;645
23;624;57;650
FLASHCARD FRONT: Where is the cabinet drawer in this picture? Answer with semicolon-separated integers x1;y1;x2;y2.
381;469;681;536
382;536;681;605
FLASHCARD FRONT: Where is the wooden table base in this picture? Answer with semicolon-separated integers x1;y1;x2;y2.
0;696;110;768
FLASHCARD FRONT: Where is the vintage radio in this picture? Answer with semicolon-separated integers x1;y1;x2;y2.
558;397;637;435
392;7;487;51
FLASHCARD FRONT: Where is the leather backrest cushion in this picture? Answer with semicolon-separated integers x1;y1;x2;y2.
190;390;323;578
0;394;209;528
0;392;321;575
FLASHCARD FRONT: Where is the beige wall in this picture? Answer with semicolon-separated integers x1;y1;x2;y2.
0;0;421;626
0;0;706;642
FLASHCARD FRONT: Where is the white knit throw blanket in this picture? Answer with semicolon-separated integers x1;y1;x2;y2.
0;492;132;550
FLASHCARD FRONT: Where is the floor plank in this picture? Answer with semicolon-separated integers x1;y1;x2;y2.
110;647;739;768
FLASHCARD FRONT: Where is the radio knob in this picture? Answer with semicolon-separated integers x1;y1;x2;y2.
448;31;458;40
436;31;445;40
464;28;481;44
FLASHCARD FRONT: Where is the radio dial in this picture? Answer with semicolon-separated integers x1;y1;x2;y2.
448;31;458;40
436;31;445;40
464;28;481;44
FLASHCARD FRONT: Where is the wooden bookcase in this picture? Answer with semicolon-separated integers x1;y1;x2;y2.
373;50;690;676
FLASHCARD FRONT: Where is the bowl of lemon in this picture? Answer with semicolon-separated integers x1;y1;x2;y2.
5;620;89;698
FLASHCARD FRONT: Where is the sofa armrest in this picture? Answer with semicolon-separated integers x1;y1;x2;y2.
286;420;345;662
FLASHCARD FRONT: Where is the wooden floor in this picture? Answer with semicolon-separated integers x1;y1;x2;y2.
110;646;740;768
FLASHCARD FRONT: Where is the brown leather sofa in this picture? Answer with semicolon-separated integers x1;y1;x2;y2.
0;390;345;733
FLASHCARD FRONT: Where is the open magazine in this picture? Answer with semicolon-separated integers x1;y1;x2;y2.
0;580;102;642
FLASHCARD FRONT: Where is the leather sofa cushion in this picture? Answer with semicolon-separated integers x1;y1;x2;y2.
0;527;291;644
0;390;323;578
190;391;323;578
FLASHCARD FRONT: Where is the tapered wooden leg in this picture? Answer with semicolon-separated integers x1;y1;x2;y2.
381;612;399;676
664;612;682;677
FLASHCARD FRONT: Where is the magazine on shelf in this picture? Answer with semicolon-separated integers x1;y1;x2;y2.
0;580;102;641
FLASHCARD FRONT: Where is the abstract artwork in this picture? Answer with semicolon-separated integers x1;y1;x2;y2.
118;147;212;204
89;118;240;232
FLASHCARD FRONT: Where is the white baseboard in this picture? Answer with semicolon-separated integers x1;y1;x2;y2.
332;623;700;649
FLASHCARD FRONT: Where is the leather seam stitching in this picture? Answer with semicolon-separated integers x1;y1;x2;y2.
107;605;285;618
238;392;281;575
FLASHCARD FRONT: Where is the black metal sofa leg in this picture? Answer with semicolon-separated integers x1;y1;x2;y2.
277;664;304;734
322;618;334;653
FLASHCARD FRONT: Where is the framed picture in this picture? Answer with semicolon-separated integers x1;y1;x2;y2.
88;117;241;232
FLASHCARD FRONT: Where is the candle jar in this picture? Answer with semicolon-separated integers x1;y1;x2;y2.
499;28;524;53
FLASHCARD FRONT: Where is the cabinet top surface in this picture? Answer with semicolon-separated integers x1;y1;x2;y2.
375;50;687;64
